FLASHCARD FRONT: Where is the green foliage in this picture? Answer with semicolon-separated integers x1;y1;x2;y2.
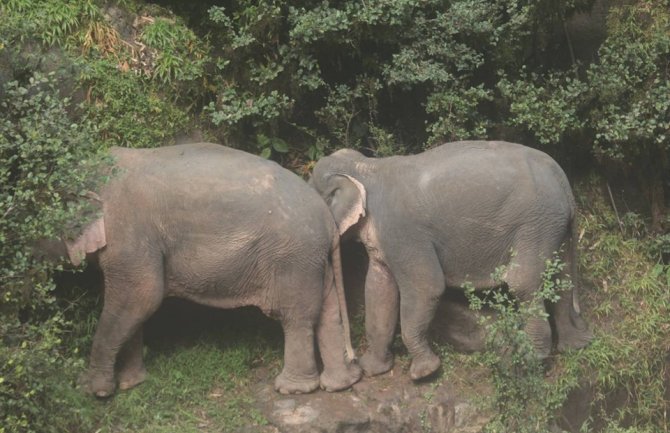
424;84;492;146
2;0;101;48
89;330;277;432
464;257;571;433
139;16;208;92
0;73;107;433
201;0;580;159
588;2;670;162
498;70;588;146
79;58;190;148
256;133;290;159
500;0;669;225
314;78;382;151
561;178;670;430
2;0;203;150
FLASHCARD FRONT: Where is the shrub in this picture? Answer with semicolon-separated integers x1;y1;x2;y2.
464;257;572;433
202;0;586;159
499;0;670;229
0;73;107;433
79;57;190;149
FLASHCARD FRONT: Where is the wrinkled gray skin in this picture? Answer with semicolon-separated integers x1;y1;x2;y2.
68;143;361;397
310;141;593;380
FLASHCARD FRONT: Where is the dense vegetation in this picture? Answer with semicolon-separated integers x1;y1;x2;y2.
0;0;668;432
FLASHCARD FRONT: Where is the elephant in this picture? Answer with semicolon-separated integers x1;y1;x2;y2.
64;142;361;397
309;140;593;380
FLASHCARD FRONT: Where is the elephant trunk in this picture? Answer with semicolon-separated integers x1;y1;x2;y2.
31;238;70;263
331;232;355;362
331;234;355;361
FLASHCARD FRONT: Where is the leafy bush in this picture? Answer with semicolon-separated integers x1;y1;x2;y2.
562;178;670;431
461;182;670;432
500;0;670;228
1;0;101;48
79;57;190;148
0;73;107;433
3;0;203;150
464;256;572;433
201;0;587;158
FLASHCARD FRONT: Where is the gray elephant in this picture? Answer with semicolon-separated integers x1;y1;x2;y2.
66;143;361;397
310;141;593;380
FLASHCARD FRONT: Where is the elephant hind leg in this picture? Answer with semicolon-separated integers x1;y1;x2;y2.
318;262;361;392
85;260;165;397
554;306;593;351
117;328;147;391
274;322;320;394
505;253;552;359
272;270;321;394
553;238;593;351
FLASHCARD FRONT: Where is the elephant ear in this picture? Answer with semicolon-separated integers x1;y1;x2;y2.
65;217;106;266
328;174;367;235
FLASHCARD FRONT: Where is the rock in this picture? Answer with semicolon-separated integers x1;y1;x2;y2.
101;4;135;40
271;399;320;426
251;364;490;433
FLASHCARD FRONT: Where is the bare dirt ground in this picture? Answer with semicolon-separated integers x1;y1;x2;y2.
240;360;491;433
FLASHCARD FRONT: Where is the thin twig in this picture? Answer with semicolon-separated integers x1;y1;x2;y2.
606;182;624;235
2;204;14;219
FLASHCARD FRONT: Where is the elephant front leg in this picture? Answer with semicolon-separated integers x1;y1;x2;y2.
83;267;164;398
360;259;399;377
393;254;445;380
84;306;147;397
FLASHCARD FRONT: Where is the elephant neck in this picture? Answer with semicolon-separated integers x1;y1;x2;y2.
328;156;375;179
353;160;374;177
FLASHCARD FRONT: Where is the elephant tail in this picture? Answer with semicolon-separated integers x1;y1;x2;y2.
566;206;584;316
555;210;593;350
331;234;355;362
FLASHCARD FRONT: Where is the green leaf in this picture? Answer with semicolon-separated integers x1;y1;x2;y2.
271;138;289;153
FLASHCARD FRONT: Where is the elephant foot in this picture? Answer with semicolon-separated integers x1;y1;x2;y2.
274;371;320;395
78;370;116;398
531;343;551;360
527;317;553;360
409;352;440;381
556;324;594;352
360;350;394;377
118;366;147;391
320;361;362;392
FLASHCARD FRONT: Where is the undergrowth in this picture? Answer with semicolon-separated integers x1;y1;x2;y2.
556;178;670;432
461;257;570;433
56;301;281;433
442;177;670;432
90;335;277;432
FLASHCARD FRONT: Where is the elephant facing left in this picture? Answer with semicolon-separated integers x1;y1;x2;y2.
59;142;361;397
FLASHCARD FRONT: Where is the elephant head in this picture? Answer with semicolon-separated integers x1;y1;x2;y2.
311;149;369;237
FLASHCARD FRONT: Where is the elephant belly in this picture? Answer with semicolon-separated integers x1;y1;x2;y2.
162;243;273;312
437;238;515;290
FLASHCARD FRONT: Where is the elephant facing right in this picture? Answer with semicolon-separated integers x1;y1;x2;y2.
310;140;594;380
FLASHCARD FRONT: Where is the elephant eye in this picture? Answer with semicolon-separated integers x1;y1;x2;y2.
326;188;338;205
